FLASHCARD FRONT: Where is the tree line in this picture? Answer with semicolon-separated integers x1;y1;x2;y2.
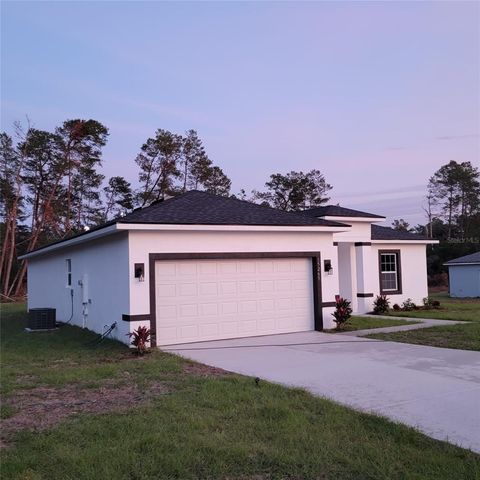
391;160;480;283
0;118;332;299
1;117;478;298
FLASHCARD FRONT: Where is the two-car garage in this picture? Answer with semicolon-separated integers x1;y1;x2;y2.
153;255;318;346
23;191;346;345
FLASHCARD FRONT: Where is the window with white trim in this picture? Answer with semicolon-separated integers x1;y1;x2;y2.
379;251;401;294
66;259;72;287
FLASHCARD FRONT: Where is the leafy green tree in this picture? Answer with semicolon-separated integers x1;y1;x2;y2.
391;219;411;232
181;130;209;192
254;170;332;211
202;165;231;196
135;129;183;206
0;132;25;297
55;119;108;234
428;160;480;239
136;128;231;201
103;176;134;221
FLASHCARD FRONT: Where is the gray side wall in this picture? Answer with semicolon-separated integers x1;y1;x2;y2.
448;265;480;298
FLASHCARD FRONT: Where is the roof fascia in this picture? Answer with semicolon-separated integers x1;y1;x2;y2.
371;239;438;245
444;262;480;266
116;223;351;233
19;224;119;260
320;215;385;223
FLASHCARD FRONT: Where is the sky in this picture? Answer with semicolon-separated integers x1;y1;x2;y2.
1;1;479;225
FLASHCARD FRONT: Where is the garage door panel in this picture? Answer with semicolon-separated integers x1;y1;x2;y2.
219;262;237;274
155;257;314;345
178;263;197;275
239;281;256;293
220;282;237;294
275;279;291;291
179;283;197;296
239;261;256;273
179;304;197;317
199;282;218;295
157;284;176;297
199;262;217;274
257;261;274;273
221;302;238;314
275;262;292;272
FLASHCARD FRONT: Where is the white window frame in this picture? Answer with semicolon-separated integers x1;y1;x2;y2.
379;251;401;294
66;259;72;288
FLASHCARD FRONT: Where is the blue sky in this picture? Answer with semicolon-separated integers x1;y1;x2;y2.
1;1;479;225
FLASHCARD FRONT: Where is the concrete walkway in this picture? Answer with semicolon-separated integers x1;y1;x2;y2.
163;331;480;453
339;314;465;337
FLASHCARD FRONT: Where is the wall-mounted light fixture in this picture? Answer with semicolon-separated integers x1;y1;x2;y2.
134;263;145;282
324;259;334;276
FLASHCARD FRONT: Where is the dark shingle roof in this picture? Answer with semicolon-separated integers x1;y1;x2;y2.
444;251;480;265
371;225;430;241
22;191;352;257
303;205;384;219
118;191;348;227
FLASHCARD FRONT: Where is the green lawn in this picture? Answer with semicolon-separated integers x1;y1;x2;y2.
325;315;419;333
386;293;480;322
1;303;479;480
367;293;480;351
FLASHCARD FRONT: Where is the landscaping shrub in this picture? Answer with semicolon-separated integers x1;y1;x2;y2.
423;297;432;310
392;304;401;311
332;295;353;330
127;326;151;355
373;295;390;315
402;298;417;311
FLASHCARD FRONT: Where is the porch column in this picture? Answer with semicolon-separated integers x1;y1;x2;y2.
355;243;375;313
337;242;358;312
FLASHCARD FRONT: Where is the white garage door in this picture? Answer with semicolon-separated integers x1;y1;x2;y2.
155;257;314;345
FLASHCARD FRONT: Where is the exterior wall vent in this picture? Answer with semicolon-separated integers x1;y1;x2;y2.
28;308;56;330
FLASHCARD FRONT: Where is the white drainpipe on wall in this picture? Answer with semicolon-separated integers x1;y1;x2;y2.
80;274;89;328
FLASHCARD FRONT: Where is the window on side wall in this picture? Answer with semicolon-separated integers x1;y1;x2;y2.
379;251;402;294
66;259;72;287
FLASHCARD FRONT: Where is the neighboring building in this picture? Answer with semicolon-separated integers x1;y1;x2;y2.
444;252;480;298
20;191;436;346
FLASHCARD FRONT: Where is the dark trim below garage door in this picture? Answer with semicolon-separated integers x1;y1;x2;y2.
148;252;323;347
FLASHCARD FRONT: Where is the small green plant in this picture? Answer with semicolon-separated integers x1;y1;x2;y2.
423;297;441;310
332;295;353;330
392;303;401;311
373;295;390;315
127;326;151;355
402;298;416;311
422;297;432;310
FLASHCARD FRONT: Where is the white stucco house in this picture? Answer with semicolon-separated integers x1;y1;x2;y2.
20;191;436;346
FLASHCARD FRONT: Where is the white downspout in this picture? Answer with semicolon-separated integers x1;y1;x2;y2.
81;274;89;328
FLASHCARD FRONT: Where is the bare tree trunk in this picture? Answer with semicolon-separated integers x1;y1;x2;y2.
183;159;188;192
3;218;16;296
0;219;11;283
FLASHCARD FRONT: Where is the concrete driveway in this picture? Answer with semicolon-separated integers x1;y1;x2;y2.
163;332;480;453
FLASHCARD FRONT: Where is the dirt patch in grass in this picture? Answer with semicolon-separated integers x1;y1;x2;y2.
1;380;171;446
182;361;230;377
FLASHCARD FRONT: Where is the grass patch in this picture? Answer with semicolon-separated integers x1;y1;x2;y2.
386;293;480;322
368;294;480;351
367;322;480;351
325;315;418;333
1;302;479;479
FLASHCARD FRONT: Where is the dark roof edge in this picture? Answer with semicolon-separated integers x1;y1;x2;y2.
21;219;351;258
